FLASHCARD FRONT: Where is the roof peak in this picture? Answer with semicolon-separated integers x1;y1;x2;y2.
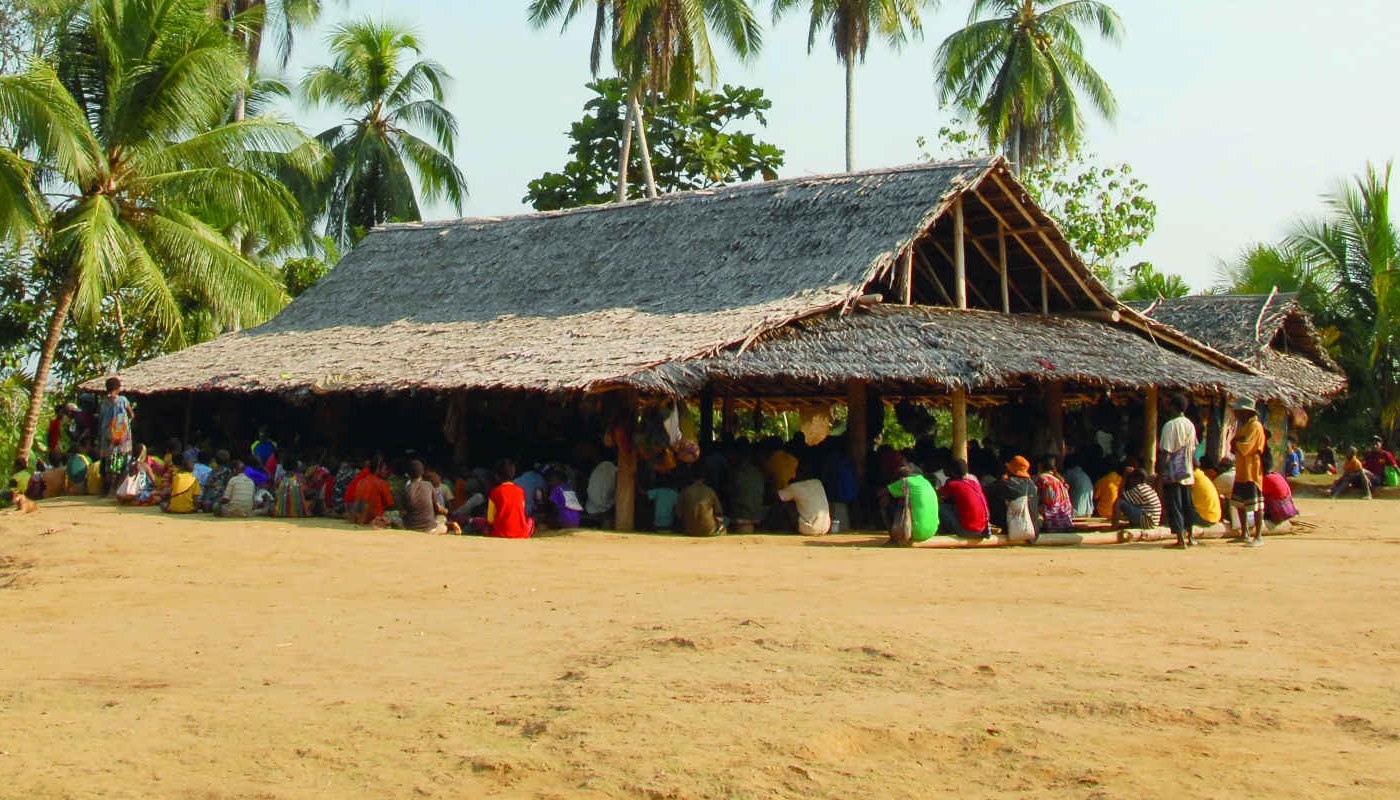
379;156;1003;232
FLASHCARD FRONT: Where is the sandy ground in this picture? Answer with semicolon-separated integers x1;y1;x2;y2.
2;491;1399;799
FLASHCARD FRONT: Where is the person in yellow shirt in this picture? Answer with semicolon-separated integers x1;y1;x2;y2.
764;443;799;493
1229;398;1267;546
162;456;200;514
1190;467;1222;526
1093;466;1123;519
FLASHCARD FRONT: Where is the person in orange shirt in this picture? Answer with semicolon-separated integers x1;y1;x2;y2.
485;459;535;539
354;458;395;527
1229;398;1267;546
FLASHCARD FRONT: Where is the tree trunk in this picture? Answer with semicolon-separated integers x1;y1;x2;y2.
616;94;635;202
630;94;658;198
113;294;127;371
844;57;855;172
16;271;79;464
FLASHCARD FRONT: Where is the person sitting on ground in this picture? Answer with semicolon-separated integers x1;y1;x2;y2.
1212;457;1237;506
726;446;767;528
162;455;200;514
584;458;618;521
544;468;582;529
485;459;535;538
646;474;681;532
1362;436;1399;486
218;458;256;517
1283;438;1304;478
777;468;832;536
331;460;359;516
937;458;990;538
66;439;95;495
1190;463;1223;528
342;457;374;521
1262;467;1299;524
198;450;233;512
1093;460;1124;520
38;457;67;500
273;460;309;518
988;456;1038;536
250;427;277;473
880;463;939;545
3;456;31;508
1112;468;1162;530
115;446;158;506
678;468;727;537
1310;436;1337;475
354;457;396;527
1033;455;1075;533
404;460;454;534
1330;447;1372;499
1062;453;1095;518
764;439;801;494
514;462;547;517
301;462;333;516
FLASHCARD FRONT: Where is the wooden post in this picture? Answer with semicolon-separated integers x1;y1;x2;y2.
1041;271;1050;315
721;395;735;438
952;388;969;462
900;247;913;305
699;387;714;445
1045;381;1065;457
847;380;868;484
615;390;639;532
998;223;1010;313
953;197;967;309
1143;386;1159;474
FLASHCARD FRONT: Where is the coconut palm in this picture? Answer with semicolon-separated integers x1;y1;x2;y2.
527;0;762;200
772;0;931;171
934;0;1123;171
301;19;467;248
0;0;319;462
1214;242;1335;314
0;147;40;243
211;0;336;120
1291;162;1400;432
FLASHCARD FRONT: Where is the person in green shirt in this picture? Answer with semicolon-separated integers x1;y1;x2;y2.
7;457;32;506
882;464;939;544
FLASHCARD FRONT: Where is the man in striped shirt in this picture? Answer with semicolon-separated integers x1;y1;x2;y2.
1112;468;1162;530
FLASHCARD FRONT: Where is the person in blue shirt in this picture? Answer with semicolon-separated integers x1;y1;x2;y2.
1283;438;1304;478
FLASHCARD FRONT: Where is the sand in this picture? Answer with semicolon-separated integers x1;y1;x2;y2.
2;493;1399;799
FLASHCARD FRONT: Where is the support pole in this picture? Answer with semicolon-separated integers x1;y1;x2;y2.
1046;381;1065;458
900;247;913;305
699;387;714;446
954;197;967;309
1143;386;1160;474
721;395;735;438
847;380;868;484
952;388;969;463
1041;271;1050;315
998;223;1010;314
615;390;639;532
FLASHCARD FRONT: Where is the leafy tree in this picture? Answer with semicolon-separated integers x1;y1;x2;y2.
525;78;784;211
0;0;320;462
281;236;339;297
771;0;930;171
1117;262;1188;302
934;0;1123;171
919;120;1154;286
527;0;763;200
301;18;467;249
0;0;61;75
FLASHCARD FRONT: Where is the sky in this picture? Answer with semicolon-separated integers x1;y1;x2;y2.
270;0;1400;292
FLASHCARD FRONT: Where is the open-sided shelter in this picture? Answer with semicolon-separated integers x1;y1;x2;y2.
97;156;1300;529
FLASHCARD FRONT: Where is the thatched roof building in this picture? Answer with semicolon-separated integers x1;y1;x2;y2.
1128;293;1346;402
100;157;1295;404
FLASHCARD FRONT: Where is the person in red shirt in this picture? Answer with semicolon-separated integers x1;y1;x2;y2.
485;459;535;539
938;458;990;537
342;457;374;521
1361;436;1399;484
353;459;395;527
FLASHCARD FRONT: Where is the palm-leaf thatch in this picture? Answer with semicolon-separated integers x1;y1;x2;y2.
91;157;1292;403
1128;293;1346;401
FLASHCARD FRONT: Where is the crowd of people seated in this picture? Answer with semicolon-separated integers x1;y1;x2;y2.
4;381;1390;547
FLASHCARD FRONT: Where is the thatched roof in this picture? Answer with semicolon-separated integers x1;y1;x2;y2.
1128;293;1346;400
631;305;1298;402
95;157;1275;401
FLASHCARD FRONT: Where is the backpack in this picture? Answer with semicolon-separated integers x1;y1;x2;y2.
1163;446;1193;483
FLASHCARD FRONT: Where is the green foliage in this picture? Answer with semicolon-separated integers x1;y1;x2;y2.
525;78;785;211
300;18;467;249
0;0;62;74
1117;262;1189;302
919;121;1156;287
933;0;1124;170
280;237;338;297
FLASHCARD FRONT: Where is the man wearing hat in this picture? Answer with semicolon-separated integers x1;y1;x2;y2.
1229;398;1267;546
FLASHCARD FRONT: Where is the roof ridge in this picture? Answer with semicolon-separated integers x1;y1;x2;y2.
377;156;1001;232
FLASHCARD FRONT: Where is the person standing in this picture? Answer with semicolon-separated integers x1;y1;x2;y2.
1229;398;1267;546
97;377;134;495
1158;394;1200;548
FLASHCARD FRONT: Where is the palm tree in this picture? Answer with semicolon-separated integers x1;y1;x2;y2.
772;0;931;172
527;0;762;200
0;0;319;462
1117;261;1188;302
211;0;334;120
1291;162;1400;432
1214;242;1334;314
301;19;467;248
934;0;1123;171
0;147;40;244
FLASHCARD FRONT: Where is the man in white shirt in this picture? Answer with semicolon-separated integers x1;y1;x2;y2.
1158;394;1200;548
585;460;618;517
777;476;832;536
219;458;256;518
